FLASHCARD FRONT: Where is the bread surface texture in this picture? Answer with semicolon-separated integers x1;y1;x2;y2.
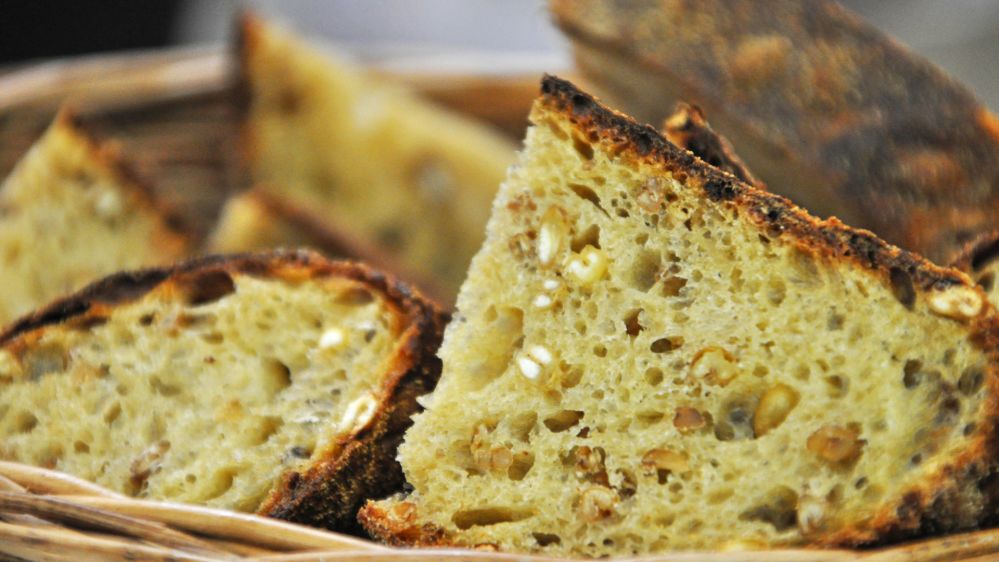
239;14;516;300
551;0;999;263
0;111;188;325
359;77;999;556
0;250;445;532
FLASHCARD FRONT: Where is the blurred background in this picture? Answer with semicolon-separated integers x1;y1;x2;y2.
2;0;998;110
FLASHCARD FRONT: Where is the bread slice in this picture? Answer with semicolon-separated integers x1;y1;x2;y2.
952;231;999;309
238;14;517;299
358;77;999;555
663;103;763;189
0;250;445;533
550;0;999;263
207;189;450;307
0;110;189;325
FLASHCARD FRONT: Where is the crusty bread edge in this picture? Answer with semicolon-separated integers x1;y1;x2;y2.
0;249;447;534
51;108;192;252
359;76;999;549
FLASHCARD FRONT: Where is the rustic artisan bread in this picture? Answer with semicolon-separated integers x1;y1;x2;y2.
0;110;188;325
359;77;999;555
238;13;517;299
663;103;763;189
550;0;999;263
207;189;450;306
0;250;445;533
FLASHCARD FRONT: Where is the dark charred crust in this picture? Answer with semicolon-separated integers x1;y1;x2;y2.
540;75;969;293
0;249;447;534
663;103;764;188
951;230;999;275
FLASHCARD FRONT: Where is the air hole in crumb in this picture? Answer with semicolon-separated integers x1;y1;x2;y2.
336;287;375;306
888;267;915;309
508;411;537;442
544;410;584;432
644;368;664;385
824;375;848;397
12;411;37;433
204;469;237;500
533;533;561;546
624;309;644;337
629;250;661;291
592;345;607;358
139;313;155;326
453;507;532;529
572;135;594;160
74;441;90;453
903;360;923;389
103;403;122;425
739;487;798;531
958;367;984;395
149;377;182;397
175;270;236;306
571;224;601;252
262;358;292;394
661;276;687;297
508;452;535;480
650;337;683;353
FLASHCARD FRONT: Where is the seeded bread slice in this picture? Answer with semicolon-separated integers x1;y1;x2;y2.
550;0;999;263
238;13;517;300
0;110;189;325
207;189;450;306
358;77;999;555
0;250;445;533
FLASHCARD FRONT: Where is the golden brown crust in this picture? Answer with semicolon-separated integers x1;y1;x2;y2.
358;499;454;547
53;108;192;250
360;76;999;549
662;103;763;189
0;250;447;534
551;0;999;263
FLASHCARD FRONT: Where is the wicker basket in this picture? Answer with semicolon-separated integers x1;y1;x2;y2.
1;47;999;562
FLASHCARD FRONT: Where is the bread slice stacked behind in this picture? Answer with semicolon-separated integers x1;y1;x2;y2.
238;14;517;299
0;250;445;532
0;111;188;325
360;77;999;556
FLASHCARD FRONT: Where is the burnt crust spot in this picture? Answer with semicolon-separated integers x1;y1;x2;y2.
703;178;738;201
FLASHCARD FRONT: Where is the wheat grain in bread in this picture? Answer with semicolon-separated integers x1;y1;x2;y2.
0;250;445;533
207;189;451;307
359;77;999;555
550;0;999;263
237;13;516;300
0;109;188;325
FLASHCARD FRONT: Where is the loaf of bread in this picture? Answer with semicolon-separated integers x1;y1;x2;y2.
207;189;449;306
0;250;445;533
663;103;763;189
238;14;517;300
0;110;188;325
359;77;999;555
550;0;999;263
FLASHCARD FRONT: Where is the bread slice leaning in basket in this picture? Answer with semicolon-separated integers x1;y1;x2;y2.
0;250;446;533
207;189;450;306
0;109;189;325
238;13;516;300
359;77;999;555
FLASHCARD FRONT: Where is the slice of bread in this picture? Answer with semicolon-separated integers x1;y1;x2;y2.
238;14;517;299
550;0;999;263
0;110;189;325
359;77;999;555
663;103;763;189
0;250;445;533
207;189;450;307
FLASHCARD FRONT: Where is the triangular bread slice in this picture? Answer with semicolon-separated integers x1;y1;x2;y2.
238;13;516;299
0;250;445;533
0;110;189;325
207;189;450;306
359;77;999;555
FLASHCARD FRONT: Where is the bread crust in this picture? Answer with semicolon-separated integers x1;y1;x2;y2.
662;103;763;189
0;250;447;534
551;0;999;263
360;76;999;549
52;108;191;253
